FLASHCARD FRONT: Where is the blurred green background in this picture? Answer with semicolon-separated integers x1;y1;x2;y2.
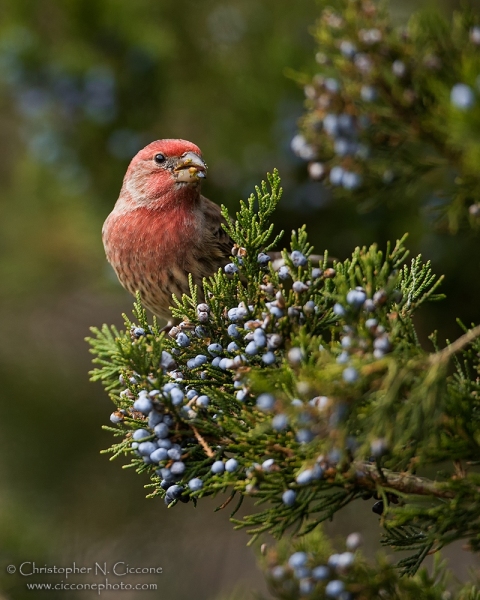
0;1;479;598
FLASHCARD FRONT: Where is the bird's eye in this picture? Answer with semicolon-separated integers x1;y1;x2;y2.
154;153;166;164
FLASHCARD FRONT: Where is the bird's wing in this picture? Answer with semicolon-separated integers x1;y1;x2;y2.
200;195;234;261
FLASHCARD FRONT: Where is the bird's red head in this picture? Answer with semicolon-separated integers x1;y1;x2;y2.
121;139;207;208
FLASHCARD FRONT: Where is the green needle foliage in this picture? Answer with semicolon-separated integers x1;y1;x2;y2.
88;169;480;598
256;527;480;600
293;0;480;232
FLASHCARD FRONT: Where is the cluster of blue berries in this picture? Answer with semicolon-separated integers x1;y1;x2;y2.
252;389;349;502
166;248;323;379
257;389;323;446
246;281;398;481
279;457;330;507
268;533;362;599
106;244;333;505
333;287;395;383
243;454;326;498
293;29;415;191
295;3;480;215
292;117;364;192
176;248;329;394
168;296;283;375
111;377;247;505
111;384;192;503
291;11;395;190
106;234;404;511
276;286;392;430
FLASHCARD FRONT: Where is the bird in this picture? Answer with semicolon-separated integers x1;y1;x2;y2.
102;139;233;326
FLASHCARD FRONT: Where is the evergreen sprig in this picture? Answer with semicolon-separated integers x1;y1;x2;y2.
293;0;480;231
88;171;480;593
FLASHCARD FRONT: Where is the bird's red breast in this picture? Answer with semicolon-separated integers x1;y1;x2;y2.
103;139;232;320
103;196;204;317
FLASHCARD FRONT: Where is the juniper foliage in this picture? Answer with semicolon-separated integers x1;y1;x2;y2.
258;527;480;600
88;169;480;599
293;0;480;232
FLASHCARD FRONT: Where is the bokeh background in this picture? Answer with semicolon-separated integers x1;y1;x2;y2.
1;1;480;598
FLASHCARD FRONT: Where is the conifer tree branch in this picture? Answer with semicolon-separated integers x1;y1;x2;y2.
88;168;480;584
430;324;480;365
354;463;455;500
191;426;215;458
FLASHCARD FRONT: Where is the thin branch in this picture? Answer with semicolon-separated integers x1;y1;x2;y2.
355;463;455;499
429;324;480;365
215;490;236;511
269;444;295;457
191;426;215;458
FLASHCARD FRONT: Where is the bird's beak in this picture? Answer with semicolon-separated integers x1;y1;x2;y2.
173;152;207;183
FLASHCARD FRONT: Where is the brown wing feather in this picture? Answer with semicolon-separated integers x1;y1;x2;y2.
199;195;233;266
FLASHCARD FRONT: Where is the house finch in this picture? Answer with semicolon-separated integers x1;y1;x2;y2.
103;139;232;324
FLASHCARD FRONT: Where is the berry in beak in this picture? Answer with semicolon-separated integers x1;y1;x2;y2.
174;152;207;183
